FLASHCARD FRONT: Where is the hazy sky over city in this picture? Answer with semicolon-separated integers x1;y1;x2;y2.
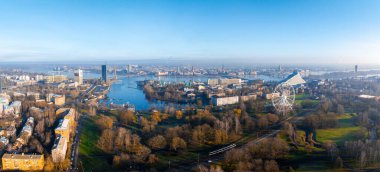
1;0;380;64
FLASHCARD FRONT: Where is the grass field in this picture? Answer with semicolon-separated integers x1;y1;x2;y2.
295;93;311;100
286;114;361;171
79;116;113;171
316;114;360;145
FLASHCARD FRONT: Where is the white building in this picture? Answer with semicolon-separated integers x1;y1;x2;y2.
10;101;21;116
74;69;83;85
51;135;68;163
0;94;10;114
280;71;306;86
208;78;241;86
211;96;239;106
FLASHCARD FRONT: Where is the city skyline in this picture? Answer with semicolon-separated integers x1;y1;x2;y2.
1;0;380;64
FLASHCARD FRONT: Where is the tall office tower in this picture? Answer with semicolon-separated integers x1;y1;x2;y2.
355;65;358;73
74;69;83;85
102;65;107;82
127;64;132;73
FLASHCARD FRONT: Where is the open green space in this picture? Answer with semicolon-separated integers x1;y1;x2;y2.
295;93;311;100
287;114;361;171
316;114;360;145
79;116;113;171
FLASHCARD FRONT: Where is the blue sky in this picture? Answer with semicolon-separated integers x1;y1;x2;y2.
1;0;380;64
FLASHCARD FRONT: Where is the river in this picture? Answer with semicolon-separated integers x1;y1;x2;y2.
106;75;280;110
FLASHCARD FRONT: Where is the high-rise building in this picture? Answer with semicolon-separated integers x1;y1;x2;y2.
102;65;107;82
74;69;83;85
355;65;358;73
127;64;132;73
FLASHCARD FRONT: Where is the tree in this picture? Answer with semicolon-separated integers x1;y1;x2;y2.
267;114;279;124
210;165;224;172
214;129;228;145
170;137;187;151
175;110;183;120
321;100;331;113
147;154;159;164
120;110;136;125
334;157;343;169
322;140;338;160
96;115;113;129
258;117;269;129
337;104;345;115
114;127;129;151
148;135;167;150
97;129;115;153
151;111;161;123
264;160;280;172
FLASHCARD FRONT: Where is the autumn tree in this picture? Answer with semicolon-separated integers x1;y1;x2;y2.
97;129;115;153
170;137;187;151
148;135;167;150
96;115;114;130
120;110;136;125
175;110;183;120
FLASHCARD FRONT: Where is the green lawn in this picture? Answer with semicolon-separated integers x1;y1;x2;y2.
79;116;113;171
316;114;360;145
295;93;311;100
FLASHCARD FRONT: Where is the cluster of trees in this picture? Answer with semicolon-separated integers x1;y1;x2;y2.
143;83;190;102
303;112;338;130
96;126;155;166
343;139;380;168
223;137;288;171
93;104;283;171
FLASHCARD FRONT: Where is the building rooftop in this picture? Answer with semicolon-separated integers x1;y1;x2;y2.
52;135;66;150
10;101;21;106
56;119;70;130
280;71;306;86
2;153;43;160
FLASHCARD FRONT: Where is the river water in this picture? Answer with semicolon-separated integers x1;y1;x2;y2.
106;75;280;110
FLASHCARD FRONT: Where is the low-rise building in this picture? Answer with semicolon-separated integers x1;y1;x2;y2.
208;78;241;86
2;153;44;171
0;136;9;149
0;126;16;138
240;94;257;101
44;75;68;83
0;94;10;114
10;101;21;116
51;135;68;163
26;92;40;100
211;96;239;106
47;94;65;106
265;93;280;100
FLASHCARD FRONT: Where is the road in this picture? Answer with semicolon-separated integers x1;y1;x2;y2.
69;114;83;172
